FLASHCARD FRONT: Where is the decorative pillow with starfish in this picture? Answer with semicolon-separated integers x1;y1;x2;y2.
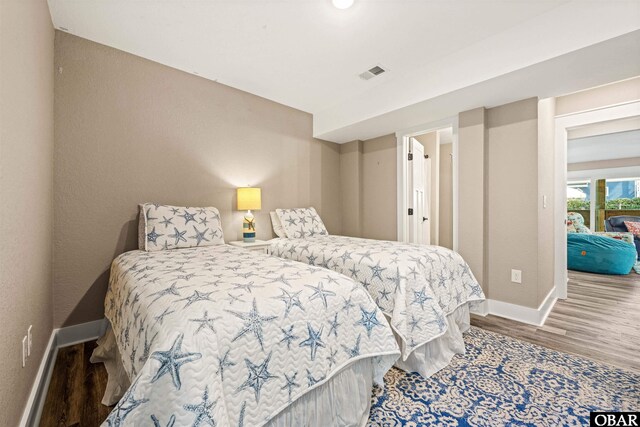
139;203;225;251
275;207;329;239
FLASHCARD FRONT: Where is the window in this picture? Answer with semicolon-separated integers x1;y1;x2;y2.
567;181;590;210
605;177;640;209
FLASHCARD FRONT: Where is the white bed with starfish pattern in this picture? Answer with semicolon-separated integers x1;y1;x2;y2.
94;204;400;427
270;207;485;377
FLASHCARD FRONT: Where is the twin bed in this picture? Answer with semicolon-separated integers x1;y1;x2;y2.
270;208;484;377
96;204;484;426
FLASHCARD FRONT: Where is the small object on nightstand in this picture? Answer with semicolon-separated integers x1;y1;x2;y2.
229;239;271;255
237;187;262;243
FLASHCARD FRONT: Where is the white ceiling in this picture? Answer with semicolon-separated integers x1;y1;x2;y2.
568;129;640;164
47;0;640;143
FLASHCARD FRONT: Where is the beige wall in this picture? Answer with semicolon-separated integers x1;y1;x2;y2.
310;137;342;234
486;98;540;308
0;1;55;425
458;99;553;309
338;134;396;241
361;134;397;240
556;76;640;116
340;131;452;246
53;32;342;327
439;143;453;249
458;108;487;290
340;140;363;237
415;132;439;245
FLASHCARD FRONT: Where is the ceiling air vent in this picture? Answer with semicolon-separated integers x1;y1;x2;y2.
359;65;387;81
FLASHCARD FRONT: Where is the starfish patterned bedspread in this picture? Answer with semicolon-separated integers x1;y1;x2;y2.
103;245;400;427
269;235;485;360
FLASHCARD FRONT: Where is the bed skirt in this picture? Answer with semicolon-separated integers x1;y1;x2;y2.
91;326;376;427
393;303;470;377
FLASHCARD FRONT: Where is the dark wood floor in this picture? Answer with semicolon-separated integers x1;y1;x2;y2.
40;341;113;426
39;270;640;426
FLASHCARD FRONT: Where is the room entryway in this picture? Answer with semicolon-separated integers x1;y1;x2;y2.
397;122;456;249
554;101;640;299
564;116;640;279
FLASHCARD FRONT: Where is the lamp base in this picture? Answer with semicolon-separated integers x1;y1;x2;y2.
243;211;256;243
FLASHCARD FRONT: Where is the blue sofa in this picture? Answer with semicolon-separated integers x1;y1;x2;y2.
605;215;640;260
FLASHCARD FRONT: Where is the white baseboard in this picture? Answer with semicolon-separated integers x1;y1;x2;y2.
19;330;57;427
57;318;108;348
537;287;558;326
471;287;557;327
469;300;489;316
19;318;108;427
487;299;540;326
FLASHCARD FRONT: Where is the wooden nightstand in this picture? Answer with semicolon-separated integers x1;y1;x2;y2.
228;240;272;254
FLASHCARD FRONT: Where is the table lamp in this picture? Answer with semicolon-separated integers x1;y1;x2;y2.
237;187;261;242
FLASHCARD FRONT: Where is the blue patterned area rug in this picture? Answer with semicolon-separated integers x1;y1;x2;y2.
369;327;639;426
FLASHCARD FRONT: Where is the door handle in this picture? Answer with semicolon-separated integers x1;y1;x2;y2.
422;217;428;222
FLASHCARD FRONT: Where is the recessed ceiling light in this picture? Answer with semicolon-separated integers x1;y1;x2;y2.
332;0;354;10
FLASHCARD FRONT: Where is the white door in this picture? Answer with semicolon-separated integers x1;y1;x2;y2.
409;138;430;244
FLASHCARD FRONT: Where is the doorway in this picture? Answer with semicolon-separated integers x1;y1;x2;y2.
554;101;640;299
396;118;457;248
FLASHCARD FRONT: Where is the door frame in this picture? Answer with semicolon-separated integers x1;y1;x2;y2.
396;116;459;248
554;100;640;300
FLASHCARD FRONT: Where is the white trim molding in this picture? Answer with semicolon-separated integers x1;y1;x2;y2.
19;318;108;427
19;331;57;427
471;287;557;327
451;121;459;253
469;300;489;316
57;318;108;348
538;287;558;326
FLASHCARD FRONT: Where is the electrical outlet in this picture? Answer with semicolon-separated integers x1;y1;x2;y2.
511;269;522;284
27;325;33;357
22;336;27;367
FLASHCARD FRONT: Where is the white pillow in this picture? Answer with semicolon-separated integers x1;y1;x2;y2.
270;211;287;238
139;203;225;251
275;207;328;239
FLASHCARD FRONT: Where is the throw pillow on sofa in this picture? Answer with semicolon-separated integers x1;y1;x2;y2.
567;212;591;233
623;220;640;238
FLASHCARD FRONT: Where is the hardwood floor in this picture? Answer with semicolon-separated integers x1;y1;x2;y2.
39;341;112;427
38;269;640;426
471;270;640;374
